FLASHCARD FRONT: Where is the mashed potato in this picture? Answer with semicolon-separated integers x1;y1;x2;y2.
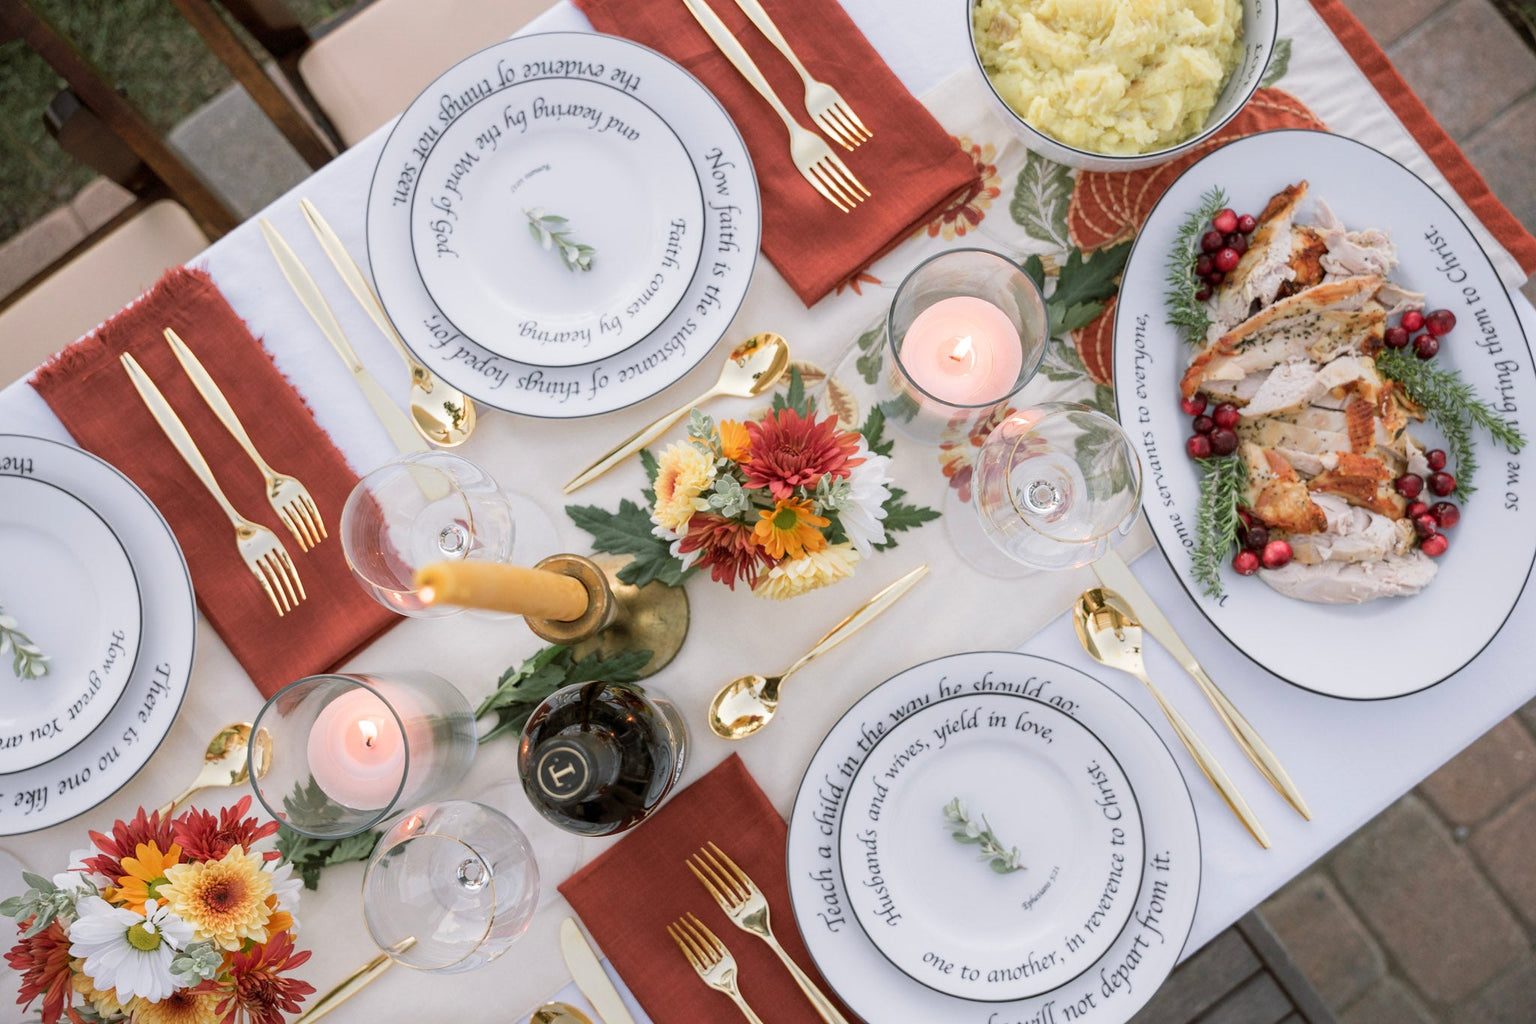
973;0;1244;155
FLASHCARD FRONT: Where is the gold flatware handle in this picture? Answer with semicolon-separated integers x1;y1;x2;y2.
760;931;848;1024
156;787;198;821
259;218;428;456
783;564;928;680
680;0;800;136
1091;551;1311;820
1145;677;1270;848
162;328;276;478
292;951;395;1024
563;390;715;493
121;353;244;529
728;0;811;81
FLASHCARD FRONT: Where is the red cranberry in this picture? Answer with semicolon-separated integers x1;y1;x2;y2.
1180;393;1209;416
1384;326;1410;349
1395;473;1424;499
1261;539;1294;569
1425;449;1447;471
1213;248;1241;273
1414;334;1440;359
1237;213;1257;234
1237;508;1255;530
1420;534;1449;557
1192;414;1215;434
1406;500;1430;518
1212;402;1240;429
1207;271;1224;286
1431;501;1460;529
1233;550;1260;576
1426;309;1457;336
1401;309;1425;332
1194;285;1212;302
1209;427;1239;456
1429;471;1456;497
1413;513;1439;539
1244;524;1269;551
1186;434;1212;459
1212;208;1239;234
1201;229;1226;253
1195;254;1214;276
1226;233;1249;255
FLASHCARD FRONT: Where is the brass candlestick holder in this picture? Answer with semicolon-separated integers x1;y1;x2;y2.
524;553;689;677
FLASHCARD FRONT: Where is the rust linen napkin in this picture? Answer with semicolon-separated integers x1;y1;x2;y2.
560;753;863;1023
29;266;400;697
573;0;979;306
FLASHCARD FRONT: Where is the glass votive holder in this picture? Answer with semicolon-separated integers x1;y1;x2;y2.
875;248;1049;445
250;671;478;839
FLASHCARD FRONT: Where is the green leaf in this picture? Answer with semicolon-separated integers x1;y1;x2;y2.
771;365;810;418
640;448;660;487
854;321;885;385
860;406;893;457
476;644;654;744
276;824;381;891
872;487;941;551
1056;300;1107;335
562;648;653;687
1010;151;1073;247
565;499;695;588
1051;242;1131;314
1022;254;1047;294
1260;38;1292;89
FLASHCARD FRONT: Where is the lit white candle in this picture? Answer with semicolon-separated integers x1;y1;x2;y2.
306;687;418;809
900;296;1024;406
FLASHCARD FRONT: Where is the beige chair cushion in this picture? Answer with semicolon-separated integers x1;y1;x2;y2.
300;0;558;147
0;200;209;387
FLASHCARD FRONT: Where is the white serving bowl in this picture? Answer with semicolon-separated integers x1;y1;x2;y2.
966;0;1279;172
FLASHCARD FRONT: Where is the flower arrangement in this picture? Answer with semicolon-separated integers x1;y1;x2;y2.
2;799;313;1024
568;370;939;600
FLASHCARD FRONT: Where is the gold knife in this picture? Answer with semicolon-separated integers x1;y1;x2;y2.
259;218;428;455
1091;549;1312;820
559;918;636;1024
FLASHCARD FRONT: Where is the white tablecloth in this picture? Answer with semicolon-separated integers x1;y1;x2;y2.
3;1;1536;1021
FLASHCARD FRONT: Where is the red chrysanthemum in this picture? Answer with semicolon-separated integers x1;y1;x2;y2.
204;931;314;1024
82;806;176;882
676;514;775;590
741;408;863;500
174;796;280;863
5;918;73;1024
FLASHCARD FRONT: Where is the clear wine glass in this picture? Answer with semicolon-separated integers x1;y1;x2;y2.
341;452;515;616
950;403;1143;575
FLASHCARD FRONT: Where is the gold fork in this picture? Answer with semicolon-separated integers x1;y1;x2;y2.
687;842;850;1024
726;0;870;150
163;328;327;551
680;0;869;212
121;353;306;616
667;912;765;1024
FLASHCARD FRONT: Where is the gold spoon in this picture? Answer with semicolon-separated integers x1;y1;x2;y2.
1072;588;1270;849
300;198;476;448
563;333;791;493
157;722;271;818
532;1005;595;1024
709;564;929;740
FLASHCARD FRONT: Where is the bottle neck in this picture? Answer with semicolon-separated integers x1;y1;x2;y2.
530;730;622;805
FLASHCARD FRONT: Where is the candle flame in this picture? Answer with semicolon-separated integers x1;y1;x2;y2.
949;335;974;361
358;719;379;749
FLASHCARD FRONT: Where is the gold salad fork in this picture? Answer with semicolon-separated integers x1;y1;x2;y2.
687;842;850;1024
122;353;306;616
726;0;870;150
667;912;765;1024
680;0;869;212
163;328;327;551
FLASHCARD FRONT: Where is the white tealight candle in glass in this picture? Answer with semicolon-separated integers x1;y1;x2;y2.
899;295;1025;406
306;687;413;810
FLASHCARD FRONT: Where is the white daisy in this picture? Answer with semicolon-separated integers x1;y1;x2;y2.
54;847;112;893
68;896;192;1003
265;859;303;935
838;440;893;557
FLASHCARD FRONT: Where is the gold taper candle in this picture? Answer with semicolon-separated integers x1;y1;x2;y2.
414;561;590;620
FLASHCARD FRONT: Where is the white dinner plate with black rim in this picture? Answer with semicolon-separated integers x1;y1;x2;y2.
368;32;760;417
838;689;1146;1002
788;651;1200;1024
409;74;705;366
0;474;141;773
1113;129;1536;700
0;436;195;835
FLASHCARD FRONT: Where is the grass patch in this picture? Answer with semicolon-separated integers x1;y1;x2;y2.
0;0;350;242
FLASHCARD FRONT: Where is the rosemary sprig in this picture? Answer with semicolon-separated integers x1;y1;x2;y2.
0;605;48;680
1376;348;1526;499
525;208;596;272
1164;186;1229;347
942;798;1024;874
1191;454;1249;599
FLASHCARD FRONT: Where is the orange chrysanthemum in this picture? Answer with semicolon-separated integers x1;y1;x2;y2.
4;918;72;1024
718;419;751;462
129;988;222;1024
160;845;273;951
115;841;182;913
753;498;829;560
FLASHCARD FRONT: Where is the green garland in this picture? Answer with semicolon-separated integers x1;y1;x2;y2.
1164;187;1229;347
1190;454;1249;599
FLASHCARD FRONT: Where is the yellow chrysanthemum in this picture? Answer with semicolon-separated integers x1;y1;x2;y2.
755;543;860;600
651;441;716;534
115;841;182;913
752;498;829;560
128;989;222;1024
718;419;751;462
159;845;272;951
71;960;127;1018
